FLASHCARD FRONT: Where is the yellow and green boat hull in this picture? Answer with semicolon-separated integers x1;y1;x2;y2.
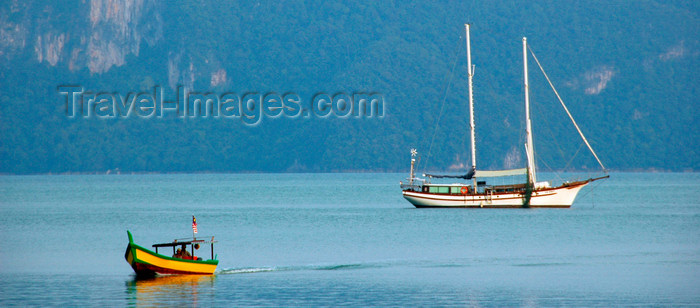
125;231;218;276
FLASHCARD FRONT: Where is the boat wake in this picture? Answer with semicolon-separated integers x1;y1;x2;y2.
217;267;278;274
217;262;386;275
217;257;582;275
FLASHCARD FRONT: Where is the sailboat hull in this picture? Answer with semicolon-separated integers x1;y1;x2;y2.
400;25;608;209
402;181;589;208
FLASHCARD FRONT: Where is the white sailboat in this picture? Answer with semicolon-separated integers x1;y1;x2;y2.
400;24;608;208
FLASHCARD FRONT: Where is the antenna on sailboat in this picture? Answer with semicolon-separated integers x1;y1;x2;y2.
409;148;417;185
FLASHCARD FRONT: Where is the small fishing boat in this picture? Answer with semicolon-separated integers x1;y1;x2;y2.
124;231;218;276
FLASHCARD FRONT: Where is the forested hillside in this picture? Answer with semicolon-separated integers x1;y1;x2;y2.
0;1;697;174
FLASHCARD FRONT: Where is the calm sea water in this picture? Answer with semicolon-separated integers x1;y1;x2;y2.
0;172;698;306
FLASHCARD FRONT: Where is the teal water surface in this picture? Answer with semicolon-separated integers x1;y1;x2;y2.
0;172;698;306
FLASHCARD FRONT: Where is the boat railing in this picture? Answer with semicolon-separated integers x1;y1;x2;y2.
400;183;423;192
400;177;425;192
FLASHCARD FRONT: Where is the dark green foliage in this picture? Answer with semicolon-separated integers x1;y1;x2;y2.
0;1;697;174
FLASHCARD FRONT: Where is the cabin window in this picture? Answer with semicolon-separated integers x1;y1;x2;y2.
428;186;450;194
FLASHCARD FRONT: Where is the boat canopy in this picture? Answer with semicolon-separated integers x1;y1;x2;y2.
153;237;216;248
424;167;475;179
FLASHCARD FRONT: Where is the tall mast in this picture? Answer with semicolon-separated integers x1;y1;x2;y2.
465;24;476;188
523;37;537;184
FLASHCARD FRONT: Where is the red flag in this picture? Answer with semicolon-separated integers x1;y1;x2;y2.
192;216;198;234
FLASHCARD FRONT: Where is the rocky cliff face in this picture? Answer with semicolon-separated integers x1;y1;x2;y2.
85;0;163;73
1;0;163;73
0;1;29;60
1;0;226;90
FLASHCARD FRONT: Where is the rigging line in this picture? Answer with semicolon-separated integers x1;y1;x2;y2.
535;148;565;184
531;97;564;169
527;46;607;173
423;37;463;171
562;142;586;171
531;94;572;184
530;127;564;185
577;175;604;206
536;155;561;183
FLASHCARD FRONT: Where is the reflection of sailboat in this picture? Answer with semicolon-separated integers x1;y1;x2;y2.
400;24;608;208
126;275;215;306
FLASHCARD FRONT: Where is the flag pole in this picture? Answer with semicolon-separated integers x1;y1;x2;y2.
192;215;197;240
